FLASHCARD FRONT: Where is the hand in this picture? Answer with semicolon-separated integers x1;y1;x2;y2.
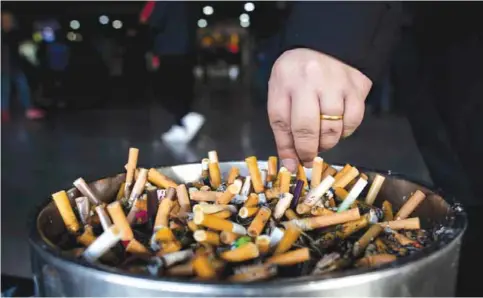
268;48;372;172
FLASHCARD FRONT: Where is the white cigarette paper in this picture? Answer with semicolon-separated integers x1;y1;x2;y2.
75;196;90;225
303;175;335;207
73;178;101;205
273;193;293;220
337;178;368;212
269;227;285;248
83;226;121;263
95;205;113;231
240;176;252;197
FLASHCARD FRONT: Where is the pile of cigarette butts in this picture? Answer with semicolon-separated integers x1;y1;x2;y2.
51;148;432;282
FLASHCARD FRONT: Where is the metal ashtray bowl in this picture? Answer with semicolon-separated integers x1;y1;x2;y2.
29;161;467;296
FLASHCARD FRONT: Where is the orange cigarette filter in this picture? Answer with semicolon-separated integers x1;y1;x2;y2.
266;247;310;266
296;163;308;189
321;166;337;180
190;190;222;202
154;197;174;230
167;262;194;277
157;241;182;256
244;193;259;207
333;166;360;189
193;255;217;279
220;242;259;262
247;206;272;237
148;168;178;189
286;208;361;231
339;216;369;239
107;201;134;241
333;164;351;181
125;147;139;184
382;200;394;221
169;201;181;218
208;151;222;188
256;235;271;254
187;221;199;232
216;179;243;204
311;206;335;217
245;156;265;194
52;190;80;234
238;207;259;218
267;156;278;182
353;224;384;257
116;182;126;201
227;166;240;185
279;169;292;194
310;157;324;188
154;226;176;242
194;212;247;235
176;184;191;212
334;187;349;200
265;188;281;201
395;190;426;220
392;231;418;246
194;230;221;246
285;209;299;220
212;210;232;219
220;231;240;245
126;238;150;256
274;223;301;255
355;254;397;267
379;217;420;230
77;226;96;246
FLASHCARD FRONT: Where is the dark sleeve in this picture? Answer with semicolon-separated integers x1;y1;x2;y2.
282;2;404;82
148;2;169;31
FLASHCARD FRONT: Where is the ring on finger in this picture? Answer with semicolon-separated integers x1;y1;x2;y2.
320;114;343;121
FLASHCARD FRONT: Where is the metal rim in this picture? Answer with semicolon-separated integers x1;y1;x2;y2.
28;161;468;294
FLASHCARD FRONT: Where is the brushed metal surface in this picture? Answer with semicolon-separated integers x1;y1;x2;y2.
29;161;467;296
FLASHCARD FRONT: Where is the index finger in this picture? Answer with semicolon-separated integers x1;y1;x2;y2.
267;80;298;173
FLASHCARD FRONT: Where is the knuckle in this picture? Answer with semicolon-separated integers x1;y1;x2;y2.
320;127;340;138
293;128;318;140
271;119;291;133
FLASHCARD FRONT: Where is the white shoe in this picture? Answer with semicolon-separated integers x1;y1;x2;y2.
181;112;205;142
161;125;189;144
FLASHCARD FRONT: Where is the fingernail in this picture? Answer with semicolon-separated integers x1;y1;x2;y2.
343;130;354;139
282;159;298;173
303;161;313;169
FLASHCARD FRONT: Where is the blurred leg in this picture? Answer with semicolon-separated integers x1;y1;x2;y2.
13;71;32;110
1;74;11;111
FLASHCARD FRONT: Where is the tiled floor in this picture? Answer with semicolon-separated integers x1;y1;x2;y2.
1;77;431;278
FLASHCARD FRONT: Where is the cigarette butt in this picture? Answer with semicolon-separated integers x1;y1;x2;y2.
296;203;312;215
273;193;293;220
303;175;335;207
321;166;337;180
279;169;292;194
396;190;426;220
247;206;272;237
190;190;222;202
187;221;199;232
220;231;240;245
216;180;243;204
355;254;396;268
77;226;96;247
52;190;80;234
106;201;134;241
339;216;369;239
353;224;384;257
284;209;299;220
333;164;351;181
238;207;259;218
333;166;359;189
380;201;393;221
267;156;278;182
274;223;301;255
240;176;252;197
128;168;148;204
157;241;182;255
194;212;247;235
194;230;221;246
244;193;259;207
193;255;217;279
116;182;126;201
154;197;174;231
391;231;418;246
212;210;232;219
296;163;308;189
337;178;368;212
265;188;281;201
221;242;259;262
176;184;191;212
208;151;222;188
193;203;237;214
266;247;310;266
334;187;349;200
227;167;240;185
125;147;139;186
95;205;113;231
154;226;176;242
269;227;285;248
256;235;271;254
126;238;150;256
83;226;122;263
148;168;178;189
311;207;334;216
75;196;90;226
169;200;181;218
379;217;420;230
285;208;361;231
365;174;386;205
200;185;211;191
167;262;194;277
201;158;210;180
73;178;101;206
229;264;277;282
245;156;265;193
310;157;324;188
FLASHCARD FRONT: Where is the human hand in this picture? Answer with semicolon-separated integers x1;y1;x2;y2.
267;48;372;172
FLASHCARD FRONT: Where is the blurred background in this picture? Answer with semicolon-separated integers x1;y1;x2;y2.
1;1;482;296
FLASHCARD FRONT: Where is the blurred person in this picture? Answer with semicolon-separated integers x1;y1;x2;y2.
124;25;150;102
1;11;45;121
146;1;205;144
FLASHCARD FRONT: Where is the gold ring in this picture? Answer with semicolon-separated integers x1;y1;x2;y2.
320;114;343;121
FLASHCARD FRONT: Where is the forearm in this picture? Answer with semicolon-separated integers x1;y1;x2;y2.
282;2;404;82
